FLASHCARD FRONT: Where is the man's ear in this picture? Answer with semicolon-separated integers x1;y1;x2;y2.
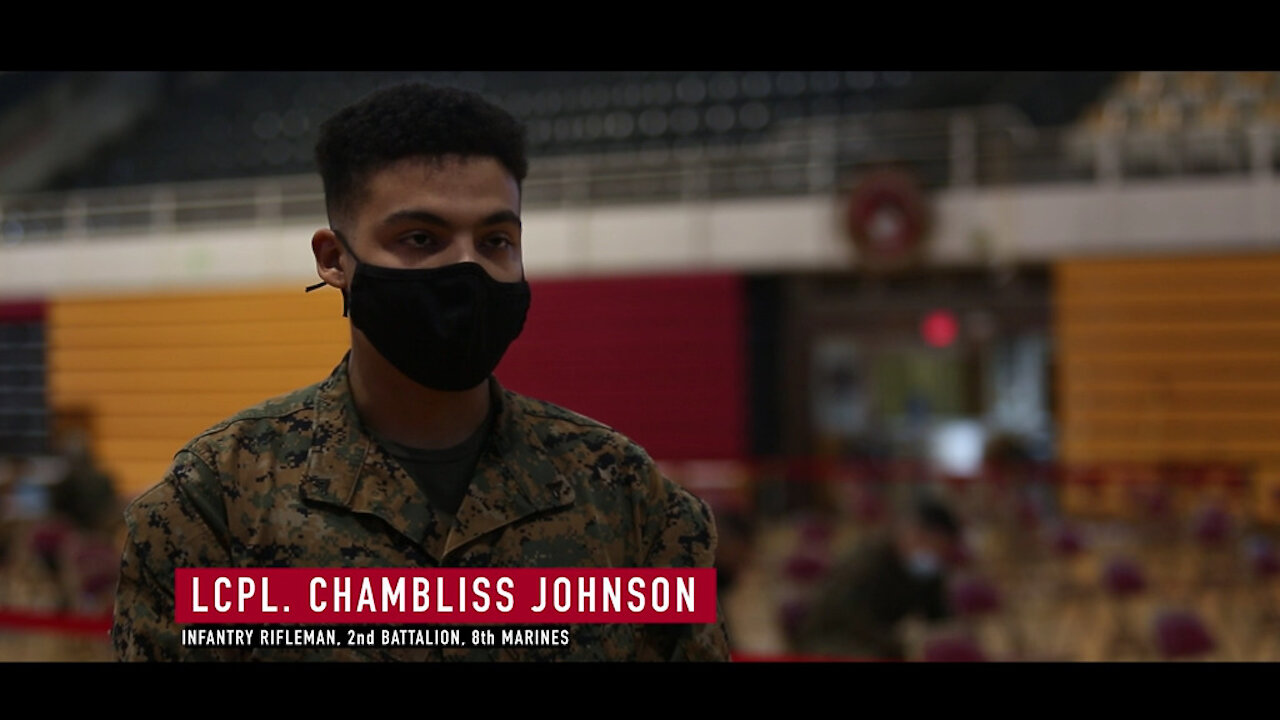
311;228;347;289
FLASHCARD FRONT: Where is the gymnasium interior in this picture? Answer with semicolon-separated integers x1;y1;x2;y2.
2;71;1279;661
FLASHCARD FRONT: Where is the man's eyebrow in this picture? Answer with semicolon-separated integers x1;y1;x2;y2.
381;209;522;228
482;210;522;228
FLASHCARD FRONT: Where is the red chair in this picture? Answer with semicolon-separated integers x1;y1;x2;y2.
950;575;1001;617
1153;610;1216;660
1193;505;1232;547
1045;522;1091;600
1101;556;1149;659
782;552;830;584
1191;504;1236;591
71;536;120;612
994;492;1045;589
796;515;834;549
947;574;1024;659
29;518;71;566
778;545;831;651
1051;523;1085;556
1103;556;1147;598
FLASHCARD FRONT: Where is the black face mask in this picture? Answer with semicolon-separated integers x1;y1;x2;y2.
307;234;531;392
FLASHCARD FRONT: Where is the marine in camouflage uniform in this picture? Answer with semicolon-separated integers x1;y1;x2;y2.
792;532;949;660
792;499;960;660
112;356;731;661
114;80;731;662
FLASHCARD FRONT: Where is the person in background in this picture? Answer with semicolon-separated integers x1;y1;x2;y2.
792;495;962;660
46;430;122;613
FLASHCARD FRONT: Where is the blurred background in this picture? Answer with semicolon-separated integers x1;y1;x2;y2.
2;70;1280;661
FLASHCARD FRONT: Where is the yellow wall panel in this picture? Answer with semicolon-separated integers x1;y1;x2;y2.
50;368;332;396
49;291;344;327
49;319;348;350
90;416;231;442
49;285;349;497
48;344;345;372
49;392;291;418
1056;253;1280;524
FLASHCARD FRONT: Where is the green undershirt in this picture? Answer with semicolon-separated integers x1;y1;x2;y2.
369;402;495;521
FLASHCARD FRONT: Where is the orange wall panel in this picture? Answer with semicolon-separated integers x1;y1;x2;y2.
48;286;350;497
1056;253;1280;525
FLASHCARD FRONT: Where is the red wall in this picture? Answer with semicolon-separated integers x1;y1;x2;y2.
496;273;746;461
0;300;45;323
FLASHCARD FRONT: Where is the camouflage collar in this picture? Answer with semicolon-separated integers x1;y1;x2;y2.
298;356;575;562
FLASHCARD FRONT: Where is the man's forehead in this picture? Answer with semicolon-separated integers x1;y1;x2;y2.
341;155;520;226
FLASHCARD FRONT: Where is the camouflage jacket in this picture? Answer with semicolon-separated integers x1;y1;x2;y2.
112;357;730;661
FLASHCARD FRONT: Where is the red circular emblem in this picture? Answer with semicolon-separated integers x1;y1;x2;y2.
845;167;931;269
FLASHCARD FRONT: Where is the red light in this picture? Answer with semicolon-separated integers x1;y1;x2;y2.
921;309;958;348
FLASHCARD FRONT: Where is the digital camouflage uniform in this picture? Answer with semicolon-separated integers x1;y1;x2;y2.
112;356;730;661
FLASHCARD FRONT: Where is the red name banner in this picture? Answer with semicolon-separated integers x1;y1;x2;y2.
174;568;717;624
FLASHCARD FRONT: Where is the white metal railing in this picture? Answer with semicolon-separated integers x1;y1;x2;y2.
0;104;1276;246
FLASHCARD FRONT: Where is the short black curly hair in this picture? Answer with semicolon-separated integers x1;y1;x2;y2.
314;82;528;226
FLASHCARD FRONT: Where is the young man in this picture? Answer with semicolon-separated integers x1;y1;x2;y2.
111;82;731;661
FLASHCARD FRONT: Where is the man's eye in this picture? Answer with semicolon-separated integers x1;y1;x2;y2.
403;232;439;249
483;235;514;249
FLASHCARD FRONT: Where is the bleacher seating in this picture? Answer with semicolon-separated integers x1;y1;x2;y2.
22;71;1116;194
1073;71;1280;176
